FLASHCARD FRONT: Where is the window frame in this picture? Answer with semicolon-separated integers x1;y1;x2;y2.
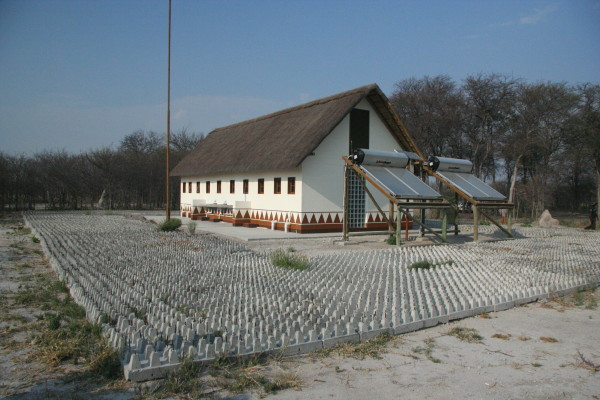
230;180;235;194
258;178;264;194
243;179;249;194
216;180;221;194
274;177;281;194
206;181;210;194
287;177;296;194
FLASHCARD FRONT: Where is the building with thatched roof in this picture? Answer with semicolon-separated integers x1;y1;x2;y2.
171;83;419;233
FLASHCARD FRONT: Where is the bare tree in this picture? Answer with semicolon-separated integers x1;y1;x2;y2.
504;82;579;216
391;75;465;158
462;73;518;180
574;84;600;210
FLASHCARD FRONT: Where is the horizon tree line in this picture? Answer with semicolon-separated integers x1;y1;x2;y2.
1;73;598;219
390;73;599;218
0;129;203;211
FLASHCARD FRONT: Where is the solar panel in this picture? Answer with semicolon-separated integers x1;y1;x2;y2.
436;171;506;201
361;165;443;200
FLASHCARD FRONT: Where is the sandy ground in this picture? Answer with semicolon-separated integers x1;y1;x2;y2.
0;214;135;399
269;293;600;400
1;212;599;399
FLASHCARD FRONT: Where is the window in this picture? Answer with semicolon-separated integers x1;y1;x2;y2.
349;108;370;153
217;180;221;193
243;179;249;194
274;177;281;194
206;181;210;194
258;179;264;194
188;182;192;193
230;180;235;193
287;177;296;194
182;182;186;193
196;182;200;194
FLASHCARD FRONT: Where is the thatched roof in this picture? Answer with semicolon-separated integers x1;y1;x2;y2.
171;83;421;177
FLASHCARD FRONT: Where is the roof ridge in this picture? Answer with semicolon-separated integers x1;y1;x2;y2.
210;83;378;134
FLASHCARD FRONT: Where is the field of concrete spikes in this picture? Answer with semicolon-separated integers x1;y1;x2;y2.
23;212;600;381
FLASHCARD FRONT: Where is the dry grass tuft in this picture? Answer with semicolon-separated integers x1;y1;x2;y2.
573;351;600;372
447;327;484;343
412;338;442;363
540;336;558;343
314;333;396;360
208;354;302;397
491;333;511;340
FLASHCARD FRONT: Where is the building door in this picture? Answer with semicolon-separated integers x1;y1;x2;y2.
348;109;369;229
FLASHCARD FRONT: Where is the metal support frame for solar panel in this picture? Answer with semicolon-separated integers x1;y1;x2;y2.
425;156;515;241
341;149;449;245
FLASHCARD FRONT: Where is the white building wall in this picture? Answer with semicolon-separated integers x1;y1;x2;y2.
300;99;404;213
300;115;349;213
180;168;302;213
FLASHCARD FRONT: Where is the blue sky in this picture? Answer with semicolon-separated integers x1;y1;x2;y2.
1;0;599;155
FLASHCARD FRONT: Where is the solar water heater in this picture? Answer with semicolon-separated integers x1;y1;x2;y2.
427;156;506;201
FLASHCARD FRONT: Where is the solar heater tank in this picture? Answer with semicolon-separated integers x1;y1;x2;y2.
352;148;409;168
427;156;473;173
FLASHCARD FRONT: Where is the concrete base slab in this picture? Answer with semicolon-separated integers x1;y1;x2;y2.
322;334;360;348
393;321;424;335
448;309;475;321
125;363;180;382
359;328;392;341
421;317;438;328
494;301;516;312
282;341;323;356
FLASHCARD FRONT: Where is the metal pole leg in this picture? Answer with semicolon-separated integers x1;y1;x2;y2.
442;208;447;241
473;205;479;242
343;166;349;242
396;206;402;246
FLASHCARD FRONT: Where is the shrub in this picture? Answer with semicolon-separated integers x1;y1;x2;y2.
270;248;310;271
187;221;197;234
408;259;453;270
408;260;432;270
31;236;40;243
479;220;491;226
447;327;483;343
46;313;61;330
159;218;182;232
88;343;123;379
386;235;397;245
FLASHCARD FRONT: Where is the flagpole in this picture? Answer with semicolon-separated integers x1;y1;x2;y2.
166;0;172;220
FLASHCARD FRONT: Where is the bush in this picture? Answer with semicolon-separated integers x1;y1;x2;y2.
386;235;397;245
408;260;433;269
31;236;40;243
408;259;453;270
187;221;197;234
479;220;491;226
270;248;310;271
88;343;123;379
159;218;182;232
